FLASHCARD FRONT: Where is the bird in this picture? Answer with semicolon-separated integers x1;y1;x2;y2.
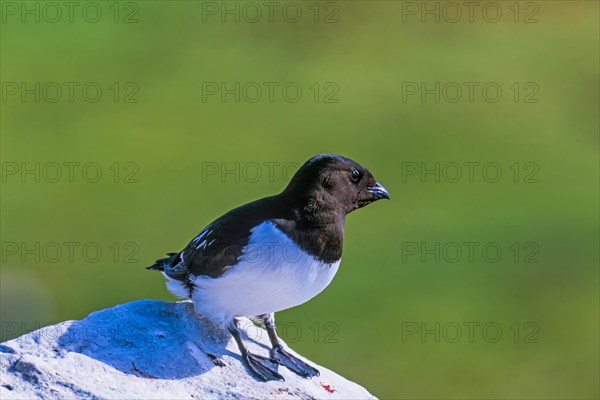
147;154;389;381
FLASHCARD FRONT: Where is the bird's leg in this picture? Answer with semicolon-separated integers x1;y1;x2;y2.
258;313;320;378
228;318;283;382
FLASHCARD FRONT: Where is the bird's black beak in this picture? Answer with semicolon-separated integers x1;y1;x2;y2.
367;182;390;200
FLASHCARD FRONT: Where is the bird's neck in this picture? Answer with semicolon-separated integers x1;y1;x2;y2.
273;193;345;263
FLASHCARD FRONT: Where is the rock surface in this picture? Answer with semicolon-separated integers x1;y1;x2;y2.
0;300;376;399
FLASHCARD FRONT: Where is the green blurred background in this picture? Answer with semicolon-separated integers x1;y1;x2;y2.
1;1;598;398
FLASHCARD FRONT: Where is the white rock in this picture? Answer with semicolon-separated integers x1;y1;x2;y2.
0;300;376;399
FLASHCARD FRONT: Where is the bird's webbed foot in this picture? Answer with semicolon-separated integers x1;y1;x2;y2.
271;345;320;378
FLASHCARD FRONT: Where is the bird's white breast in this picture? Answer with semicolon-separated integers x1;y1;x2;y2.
190;221;340;323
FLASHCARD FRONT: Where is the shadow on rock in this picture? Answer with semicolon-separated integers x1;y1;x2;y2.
57;300;228;379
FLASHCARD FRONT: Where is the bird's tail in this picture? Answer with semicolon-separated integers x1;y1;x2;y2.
146;252;179;271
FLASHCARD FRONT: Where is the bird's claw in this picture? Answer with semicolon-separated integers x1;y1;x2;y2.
271;346;320;378
243;353;284;382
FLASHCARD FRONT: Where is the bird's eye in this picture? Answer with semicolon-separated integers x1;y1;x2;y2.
350;169;361;182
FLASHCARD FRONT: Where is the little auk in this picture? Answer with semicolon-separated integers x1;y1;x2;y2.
147;154;389;381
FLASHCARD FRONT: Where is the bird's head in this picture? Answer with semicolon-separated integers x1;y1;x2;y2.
284;154;390;215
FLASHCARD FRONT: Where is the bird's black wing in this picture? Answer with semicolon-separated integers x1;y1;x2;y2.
178;195;293;279
179;219;252;279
